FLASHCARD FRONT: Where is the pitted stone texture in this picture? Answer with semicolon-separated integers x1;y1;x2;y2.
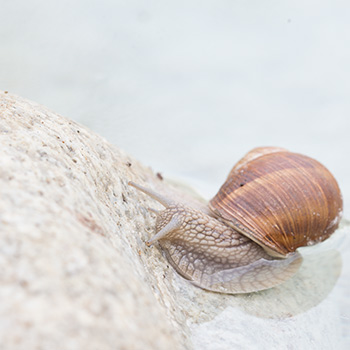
0;91;185;350
0;91;349;350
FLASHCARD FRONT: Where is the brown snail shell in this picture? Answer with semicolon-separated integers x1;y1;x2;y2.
129;147;343;293
209;147;343;257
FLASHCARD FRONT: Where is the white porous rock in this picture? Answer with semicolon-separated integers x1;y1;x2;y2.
0;92;349;350
0;92;186;350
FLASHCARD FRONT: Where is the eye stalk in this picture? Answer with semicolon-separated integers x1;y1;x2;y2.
128;181;181;246
128;181;173;207
127;148;342;294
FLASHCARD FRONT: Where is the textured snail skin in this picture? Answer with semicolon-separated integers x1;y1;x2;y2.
154;202;302;294
128;182;302;294
128;148;342;294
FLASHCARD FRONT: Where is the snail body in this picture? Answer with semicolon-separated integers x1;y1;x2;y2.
129;147;343;294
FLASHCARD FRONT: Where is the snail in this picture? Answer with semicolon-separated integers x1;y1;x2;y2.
129;147;343;294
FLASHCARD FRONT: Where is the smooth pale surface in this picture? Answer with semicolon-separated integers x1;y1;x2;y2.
0;92;349;349
1;1;350;218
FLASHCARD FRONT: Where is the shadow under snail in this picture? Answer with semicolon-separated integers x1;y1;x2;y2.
129;147;343;294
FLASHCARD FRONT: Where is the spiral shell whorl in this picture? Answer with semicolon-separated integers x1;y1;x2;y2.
209;149;343;257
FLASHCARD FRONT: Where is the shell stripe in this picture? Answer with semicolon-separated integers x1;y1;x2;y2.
209;151;342;256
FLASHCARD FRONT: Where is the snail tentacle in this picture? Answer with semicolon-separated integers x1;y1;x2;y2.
128;181;173;207
146;215;181;246
128;146;342;294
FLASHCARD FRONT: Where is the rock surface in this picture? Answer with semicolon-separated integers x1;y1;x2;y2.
0;91;349;350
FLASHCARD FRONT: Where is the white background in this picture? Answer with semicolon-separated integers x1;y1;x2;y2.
1;0;349;217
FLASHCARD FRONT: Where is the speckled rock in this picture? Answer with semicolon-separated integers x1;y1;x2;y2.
0;92;186;350
0;92;349;350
